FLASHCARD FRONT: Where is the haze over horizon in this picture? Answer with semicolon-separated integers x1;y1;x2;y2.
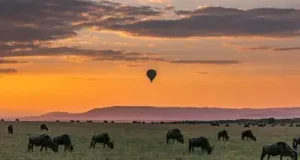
1;0;300;116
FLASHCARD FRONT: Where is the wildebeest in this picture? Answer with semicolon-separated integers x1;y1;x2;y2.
260;142;297;160
280;123;286;126
242;130;256;141
166;128;184;144
189;137;214;154
1;119;4;121
8;125;13;134
40;124;48;131
27;134;58;152
76;120;80;123
86;120;93;123
53;134;73;152
293;137;300;150
258;124;266;127
296;124;300;127
211;122;220;126
89;133;114;149
225;124;230;127
218;130;229;141
15;119;19;122
244;124;250;128
56;120;60;122
290;124;294;127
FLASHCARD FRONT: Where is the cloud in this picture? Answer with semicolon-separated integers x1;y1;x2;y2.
109;7;300;38
0;68;18;74
170;60;241;65
226;42;300;52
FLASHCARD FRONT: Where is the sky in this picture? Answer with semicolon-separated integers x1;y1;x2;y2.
1;0;300;116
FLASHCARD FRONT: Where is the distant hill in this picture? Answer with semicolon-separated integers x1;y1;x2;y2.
18;106;300;121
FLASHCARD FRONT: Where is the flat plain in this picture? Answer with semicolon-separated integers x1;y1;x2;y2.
0;121;298;160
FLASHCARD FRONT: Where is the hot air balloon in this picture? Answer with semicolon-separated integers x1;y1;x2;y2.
146;69;157;83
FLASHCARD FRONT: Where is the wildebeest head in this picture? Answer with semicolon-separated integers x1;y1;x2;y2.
51;142;59;152
225;136;230;141
251;136;257;141
178;135;184;144
207;145;214;154
107;140;114;149
68;145;74;151
293;138;298;150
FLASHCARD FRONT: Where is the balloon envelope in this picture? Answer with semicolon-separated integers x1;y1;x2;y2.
146;69;157;82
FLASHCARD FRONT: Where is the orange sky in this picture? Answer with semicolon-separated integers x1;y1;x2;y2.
1;0;300;116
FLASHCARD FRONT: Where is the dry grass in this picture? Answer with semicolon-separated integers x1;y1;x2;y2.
0;121;297;160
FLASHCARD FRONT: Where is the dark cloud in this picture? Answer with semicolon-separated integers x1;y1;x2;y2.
170;60;241;65
0;59;28;64
0;68;18;74
228;42;300;51
109;7;300;38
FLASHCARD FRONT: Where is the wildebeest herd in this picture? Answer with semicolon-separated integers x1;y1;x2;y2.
3;122;300;160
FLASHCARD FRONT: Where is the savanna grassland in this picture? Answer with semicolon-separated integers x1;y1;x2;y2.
0;121;298;160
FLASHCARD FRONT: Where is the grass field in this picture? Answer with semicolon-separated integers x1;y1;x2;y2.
0;121;297;160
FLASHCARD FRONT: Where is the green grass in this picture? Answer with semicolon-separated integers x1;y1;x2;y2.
0;122;297;160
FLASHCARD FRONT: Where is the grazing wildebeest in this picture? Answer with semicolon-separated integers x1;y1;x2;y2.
1;119;4;121
8;125;13;134
27;134;58;152
296;124;300;127
89;133;114;149
271;124;276;127
258;124;266;127
211;122;220;126
280;123;286;126
40;124;48;131
260;142;297;160
189;137;214;154
242;130;256;141
86;120;92;123
218;130;229;141
166;129;184;144
53;134;73;152
15;119;19;122
293;137;300;150
244;124;250;128
290;124;294;127
225;124;230;127
70;120;75;123
56;120;60;122
76;120;80;123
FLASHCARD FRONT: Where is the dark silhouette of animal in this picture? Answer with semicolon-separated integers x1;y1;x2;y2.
8;125;13;134
225;124;230;127
296;124;300;127
258;124;266;127
260;142;297;160
40;124;48;131
15;119;19;122
27;134;58;152
86;120;92;123
166;129;184;144
1;119;4;121
89;133;114;149
56;120;60;122
293;137;300;150
244;124;250;128
242;130;256;141
271;124;276;127
280;123;286;126
53;134;73;152
290;124;294;127
218;130;229;141
70;120;75;123
189;137;214;154
76;120;80;122
211;122;220;126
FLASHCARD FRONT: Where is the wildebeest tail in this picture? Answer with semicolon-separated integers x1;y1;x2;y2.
293;138;297;149
188;139;192;152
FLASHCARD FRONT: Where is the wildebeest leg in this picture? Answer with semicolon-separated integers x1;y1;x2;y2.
89;140;94;149
279;155;282;160
173;139;175;144
45;146;48;152
103;143;106;148
64;145;67;152
260;152;266;160
267;155;270;160
40;145;44;152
